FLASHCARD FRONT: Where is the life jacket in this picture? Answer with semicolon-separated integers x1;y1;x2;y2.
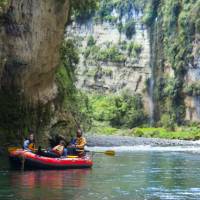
28;143;35;151
52;145;64;156
75;137;86;149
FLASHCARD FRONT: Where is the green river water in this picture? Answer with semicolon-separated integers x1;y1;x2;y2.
1;147;200;200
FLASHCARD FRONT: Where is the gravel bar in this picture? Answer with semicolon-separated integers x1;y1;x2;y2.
86;135;200;147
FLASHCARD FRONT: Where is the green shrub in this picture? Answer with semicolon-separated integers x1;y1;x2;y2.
160;114;175;130
96;45;126;63
103;15;118;24
82;92;147;129
56;39;93;131
110;93;147;128
83;44;126;63
97;0;114;22
71;0;99;22
124;109;147;128
60;39;79;72
133;129;144;137
87;35;96;46
83;45;100;59
123;19;136;39
142;0;160;26
184;82;200;96
128;42;143;57
133;43;143;54
89;95;116;121
84;48;91;59
129;127;200;140
119;41;128;51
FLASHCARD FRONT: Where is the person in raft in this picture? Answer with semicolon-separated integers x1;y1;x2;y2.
36;140;67;158
51;140;67;157
68;129;87;155
23;131;35;152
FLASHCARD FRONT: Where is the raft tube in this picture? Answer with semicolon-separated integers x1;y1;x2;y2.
9;149;93;170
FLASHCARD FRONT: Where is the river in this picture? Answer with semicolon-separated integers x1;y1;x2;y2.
1;146;200;200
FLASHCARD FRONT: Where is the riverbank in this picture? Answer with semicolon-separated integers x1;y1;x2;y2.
89;124;200;140
86;135;200;147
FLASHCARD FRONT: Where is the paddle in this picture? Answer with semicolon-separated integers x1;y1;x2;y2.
86;150;115;156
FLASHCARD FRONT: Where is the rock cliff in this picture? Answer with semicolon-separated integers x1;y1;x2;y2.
68;0;200;124
0;0;71;140
0;0;70;103
144;0;200;124
67;2;152;114
67;20;150;95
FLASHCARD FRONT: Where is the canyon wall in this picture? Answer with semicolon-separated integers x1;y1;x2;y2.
0;0;70;103
68;0;200;125
0;0;72;142
67;20;150;95
146;0;200;124
67;3;152;115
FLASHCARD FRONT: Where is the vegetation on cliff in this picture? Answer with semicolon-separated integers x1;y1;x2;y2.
0;0;8;10
68;0;148;133
0;0;100;146
55;39;92;133
143;0;200;127
0;0;199;143
70;0;99;22
84;37;142;64
88;93;147;127
70;0;200;138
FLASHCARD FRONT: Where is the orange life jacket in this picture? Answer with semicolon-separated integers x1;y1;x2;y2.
28;143;35;151
75;137;86;149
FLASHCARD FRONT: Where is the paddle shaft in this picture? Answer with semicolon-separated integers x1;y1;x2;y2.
85;150;115;156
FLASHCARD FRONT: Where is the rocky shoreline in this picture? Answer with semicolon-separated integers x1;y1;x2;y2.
86;135;200;147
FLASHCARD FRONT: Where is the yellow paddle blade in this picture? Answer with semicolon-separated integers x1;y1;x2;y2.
94;150;116;156
104;150;115;156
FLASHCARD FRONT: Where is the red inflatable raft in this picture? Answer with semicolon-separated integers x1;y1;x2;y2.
9;149;93;170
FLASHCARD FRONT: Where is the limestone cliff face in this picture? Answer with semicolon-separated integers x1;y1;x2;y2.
68;0;200;124
0;0;70;104
67;8;151;114
185;32;200;121
181;17;200;122
68;21;150;93
67;19;150;95
0;0;72;140
146;0;200;124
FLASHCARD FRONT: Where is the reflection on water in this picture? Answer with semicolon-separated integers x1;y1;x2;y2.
1;149;200;200
8;169;91;200
11;170;90;189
